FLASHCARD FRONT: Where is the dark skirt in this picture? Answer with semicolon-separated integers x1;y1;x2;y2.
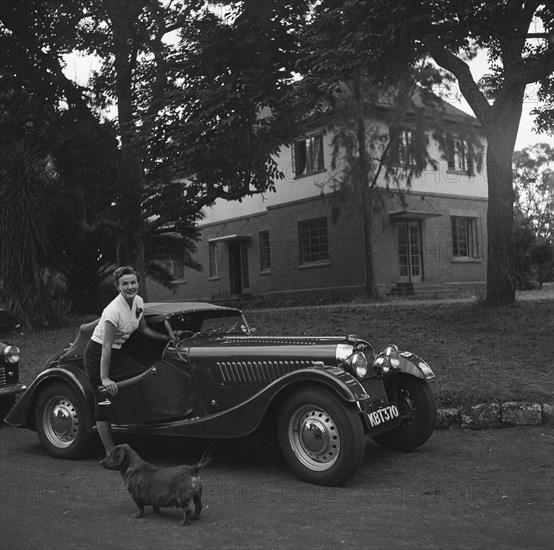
84;340;145;421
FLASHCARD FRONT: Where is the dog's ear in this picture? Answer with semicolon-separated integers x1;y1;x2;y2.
116;444;132;469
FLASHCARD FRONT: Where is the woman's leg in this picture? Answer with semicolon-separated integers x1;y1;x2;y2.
97;420;115;453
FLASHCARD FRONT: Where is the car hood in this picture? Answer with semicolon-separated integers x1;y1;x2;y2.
182;334;362;364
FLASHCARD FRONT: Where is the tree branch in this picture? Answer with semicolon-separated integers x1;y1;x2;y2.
504;47;554;85
422;40;492;124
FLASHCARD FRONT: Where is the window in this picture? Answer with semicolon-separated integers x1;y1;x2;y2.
240;246;249;289
208;242;219;277
259;231;270;272
292;134;324;177
391;128;414;166
298;217;329;264
451;217;480;259
446;135;471;174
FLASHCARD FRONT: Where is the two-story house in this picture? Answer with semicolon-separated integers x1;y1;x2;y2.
150;97;488;302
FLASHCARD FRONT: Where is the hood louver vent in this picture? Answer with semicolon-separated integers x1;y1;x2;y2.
217;360;312;384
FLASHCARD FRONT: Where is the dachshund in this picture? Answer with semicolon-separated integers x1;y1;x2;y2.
100;443;213;526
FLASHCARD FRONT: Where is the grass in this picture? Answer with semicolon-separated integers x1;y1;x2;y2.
4;293;553;409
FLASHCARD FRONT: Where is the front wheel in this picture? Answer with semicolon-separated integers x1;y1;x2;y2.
277;387;365;486
373;374;437;452
35;382;90;459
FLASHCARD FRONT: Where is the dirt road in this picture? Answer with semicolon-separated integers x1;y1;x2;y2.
1;425;553;550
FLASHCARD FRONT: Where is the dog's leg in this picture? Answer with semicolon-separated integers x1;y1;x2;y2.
181;506;192;526
191;491;202;520
133;499;145;519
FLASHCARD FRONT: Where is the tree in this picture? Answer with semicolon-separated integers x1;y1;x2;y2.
0;138;53;328
322;74;452;298
301;0;554;305
0;0;309;312
513;142;554;241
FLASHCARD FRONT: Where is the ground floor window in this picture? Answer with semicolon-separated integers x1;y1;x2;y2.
209;242;219;277
259;231;270;272
451;216;480;258
298;217;329;264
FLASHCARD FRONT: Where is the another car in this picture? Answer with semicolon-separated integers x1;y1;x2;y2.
1;340;26;420
5;301;437;485
0;307;19;333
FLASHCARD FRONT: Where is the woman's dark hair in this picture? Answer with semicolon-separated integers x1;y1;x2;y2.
113;266;139;285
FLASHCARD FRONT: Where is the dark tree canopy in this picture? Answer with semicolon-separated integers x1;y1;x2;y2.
0;0;310;313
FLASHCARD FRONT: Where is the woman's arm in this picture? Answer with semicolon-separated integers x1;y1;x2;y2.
138;317;171;342
100;321;118;396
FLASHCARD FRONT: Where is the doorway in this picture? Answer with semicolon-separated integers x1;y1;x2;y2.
397;221;423;283
228;243;249;295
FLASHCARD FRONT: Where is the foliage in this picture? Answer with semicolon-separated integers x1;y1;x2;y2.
0;138;55;328
513;142;554;241
0;0;311;316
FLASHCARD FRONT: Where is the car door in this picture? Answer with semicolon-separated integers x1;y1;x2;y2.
104;357;194;426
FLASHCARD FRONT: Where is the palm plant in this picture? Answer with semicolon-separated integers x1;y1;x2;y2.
0;137;54;329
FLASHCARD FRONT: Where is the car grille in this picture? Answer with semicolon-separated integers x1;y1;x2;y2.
217;360;312;384
0;366;6;386
360;376;388;401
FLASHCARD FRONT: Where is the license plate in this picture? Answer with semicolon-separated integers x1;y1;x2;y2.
367;404;400;428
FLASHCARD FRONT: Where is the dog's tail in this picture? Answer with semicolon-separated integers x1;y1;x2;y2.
189;442;215;476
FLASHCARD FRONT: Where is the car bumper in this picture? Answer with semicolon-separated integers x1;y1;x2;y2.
0;383;27;398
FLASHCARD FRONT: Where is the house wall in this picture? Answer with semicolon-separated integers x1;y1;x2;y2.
149;189;487;302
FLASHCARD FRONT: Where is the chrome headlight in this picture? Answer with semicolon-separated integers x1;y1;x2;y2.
336;343;355;365
350;352;368;378
3;345;20;364
373;344;401;375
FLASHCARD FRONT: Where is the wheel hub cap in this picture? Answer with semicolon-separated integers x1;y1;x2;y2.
301;418;329;454
51;404;74;437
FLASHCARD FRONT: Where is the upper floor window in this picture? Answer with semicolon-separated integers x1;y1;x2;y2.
391;128;414;166
446;135;472;174
451;216;480;259
259;231;271;272
298;217;329;264
292;133;324;177
208;242;219;277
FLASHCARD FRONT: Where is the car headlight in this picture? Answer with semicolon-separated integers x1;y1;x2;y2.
350;352;368;378
3;345;20;364
373;344;401;375
336;343;355;365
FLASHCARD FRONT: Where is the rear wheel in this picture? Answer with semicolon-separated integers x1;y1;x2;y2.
35;382;90;459
373;374;437;451
277;387;365;486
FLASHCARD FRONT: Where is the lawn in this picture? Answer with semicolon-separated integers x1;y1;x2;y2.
5;295;553;409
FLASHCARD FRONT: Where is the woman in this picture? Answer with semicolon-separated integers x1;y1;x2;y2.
84;265;170;453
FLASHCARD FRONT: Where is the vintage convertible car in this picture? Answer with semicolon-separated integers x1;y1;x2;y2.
5;302;437;485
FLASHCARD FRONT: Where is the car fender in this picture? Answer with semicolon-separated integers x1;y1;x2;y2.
120;364;370;439
396;352;435;379
4;365;95;432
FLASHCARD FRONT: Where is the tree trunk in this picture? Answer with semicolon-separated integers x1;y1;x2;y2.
352;78;379;299
484;102;522;305
105;0;148;297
